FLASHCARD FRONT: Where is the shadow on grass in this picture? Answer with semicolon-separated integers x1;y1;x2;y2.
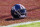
5;18;24;21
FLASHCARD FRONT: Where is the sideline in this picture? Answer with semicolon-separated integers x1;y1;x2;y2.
0;20;40;27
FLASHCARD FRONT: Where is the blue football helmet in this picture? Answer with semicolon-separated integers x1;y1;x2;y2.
11;4;27;18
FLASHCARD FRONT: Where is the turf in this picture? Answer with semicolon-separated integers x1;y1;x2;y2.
12;22;40;27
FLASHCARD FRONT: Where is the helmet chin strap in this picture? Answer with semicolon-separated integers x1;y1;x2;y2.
12;6;21;16
14;9;21;16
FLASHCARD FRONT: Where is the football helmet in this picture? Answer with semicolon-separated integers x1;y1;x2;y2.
11;4;27;18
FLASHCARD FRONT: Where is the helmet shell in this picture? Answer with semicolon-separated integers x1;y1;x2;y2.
12;4;26;10
11;4;26;18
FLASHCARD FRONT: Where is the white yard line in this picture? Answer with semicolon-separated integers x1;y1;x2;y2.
0;20;40;27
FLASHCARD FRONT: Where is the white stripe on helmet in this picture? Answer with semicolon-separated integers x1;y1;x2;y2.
19;4;26;9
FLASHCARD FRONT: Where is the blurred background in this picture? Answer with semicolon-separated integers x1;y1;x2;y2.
0;0;40;26
0;0;40;19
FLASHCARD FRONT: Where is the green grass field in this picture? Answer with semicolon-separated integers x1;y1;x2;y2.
12;22;40;27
